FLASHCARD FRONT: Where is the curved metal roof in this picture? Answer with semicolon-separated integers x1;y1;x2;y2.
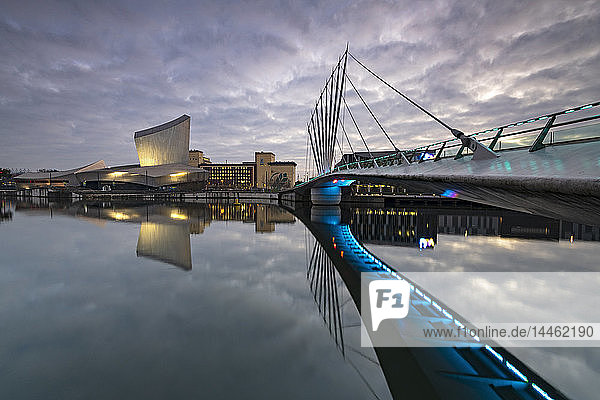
134;115;190;139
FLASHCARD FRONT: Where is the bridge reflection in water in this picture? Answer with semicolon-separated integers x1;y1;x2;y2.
294;202;599;400
9;197;599;399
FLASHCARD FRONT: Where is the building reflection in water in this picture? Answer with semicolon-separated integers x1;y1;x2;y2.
208;202;295;233
0;199;13;224
11;199;295;270
137;222;192;270
8;198;600;272
349;205;600;249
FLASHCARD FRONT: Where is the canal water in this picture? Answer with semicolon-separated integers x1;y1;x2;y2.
0;198;598;399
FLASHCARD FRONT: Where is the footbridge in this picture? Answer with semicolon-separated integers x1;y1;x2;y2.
283;48;600;215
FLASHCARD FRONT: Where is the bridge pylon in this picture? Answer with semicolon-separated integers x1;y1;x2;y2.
310;186;342;205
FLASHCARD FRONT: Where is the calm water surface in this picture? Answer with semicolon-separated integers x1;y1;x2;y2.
0;198;599;399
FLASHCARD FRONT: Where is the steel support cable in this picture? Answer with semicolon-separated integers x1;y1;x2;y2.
313;108;321;173
313;54;346;173
330;261;344;350
305;122;311;179
304;125;308;178
307;138;312;180
308;242;318;283
309;56;346;121
343;95;377;165
340;100;358;163
332;58;345;167
340;114;357;164
331;66;342;169
310;246;319;301
337;125;343;167
336;51;356;166
317;249;326;310
322;84;329;172
335;133;344;162
319;96;328;172
330;62;341;168
307;50;350;173
309;122;317;174
309;118;322;174
325;81;334;170
327;69;337;167
346;357;384;400
327;72;336;169
326;260;334;332
307;122;319;177
315;103;325;173
304;228;309;279
319;93;328;172
311;111;325;173
312;136;316;177
348;52;453;132
312;142;316;176
345;345;381;366
312;61;342;174
336;84;345;164
327;68;337;170
350;52;503;160
345;73;399;152
312;86;326;173
331;52;347;171
330;262;340;343
313;246;322;305
307;122;313;174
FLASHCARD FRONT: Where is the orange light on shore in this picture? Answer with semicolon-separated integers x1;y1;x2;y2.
170;212;187;220
110;211;129;220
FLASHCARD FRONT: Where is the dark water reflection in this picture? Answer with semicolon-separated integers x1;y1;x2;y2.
1;197;599;399
0;199;389;399
348;204;600;400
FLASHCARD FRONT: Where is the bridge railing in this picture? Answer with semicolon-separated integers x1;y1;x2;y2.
294;102;600;188
329;101;600;173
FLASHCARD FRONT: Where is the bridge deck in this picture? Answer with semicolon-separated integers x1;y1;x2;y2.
332;140;600;195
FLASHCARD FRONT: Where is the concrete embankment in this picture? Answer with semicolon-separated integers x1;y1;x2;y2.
6;188;281;204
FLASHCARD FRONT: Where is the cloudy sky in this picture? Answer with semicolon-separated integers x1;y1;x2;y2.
1;0;599;174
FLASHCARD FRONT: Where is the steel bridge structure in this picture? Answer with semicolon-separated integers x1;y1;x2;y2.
283;49;600;218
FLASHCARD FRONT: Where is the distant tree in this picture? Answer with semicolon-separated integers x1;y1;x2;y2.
0;168;12;180
269;172;293;191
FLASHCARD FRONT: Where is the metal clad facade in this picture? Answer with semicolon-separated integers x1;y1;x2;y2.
134;116;190;167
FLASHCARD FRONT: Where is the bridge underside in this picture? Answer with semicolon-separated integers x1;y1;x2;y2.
285;140;600;225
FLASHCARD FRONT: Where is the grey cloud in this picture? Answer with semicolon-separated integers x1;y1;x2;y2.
0;0;598;173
